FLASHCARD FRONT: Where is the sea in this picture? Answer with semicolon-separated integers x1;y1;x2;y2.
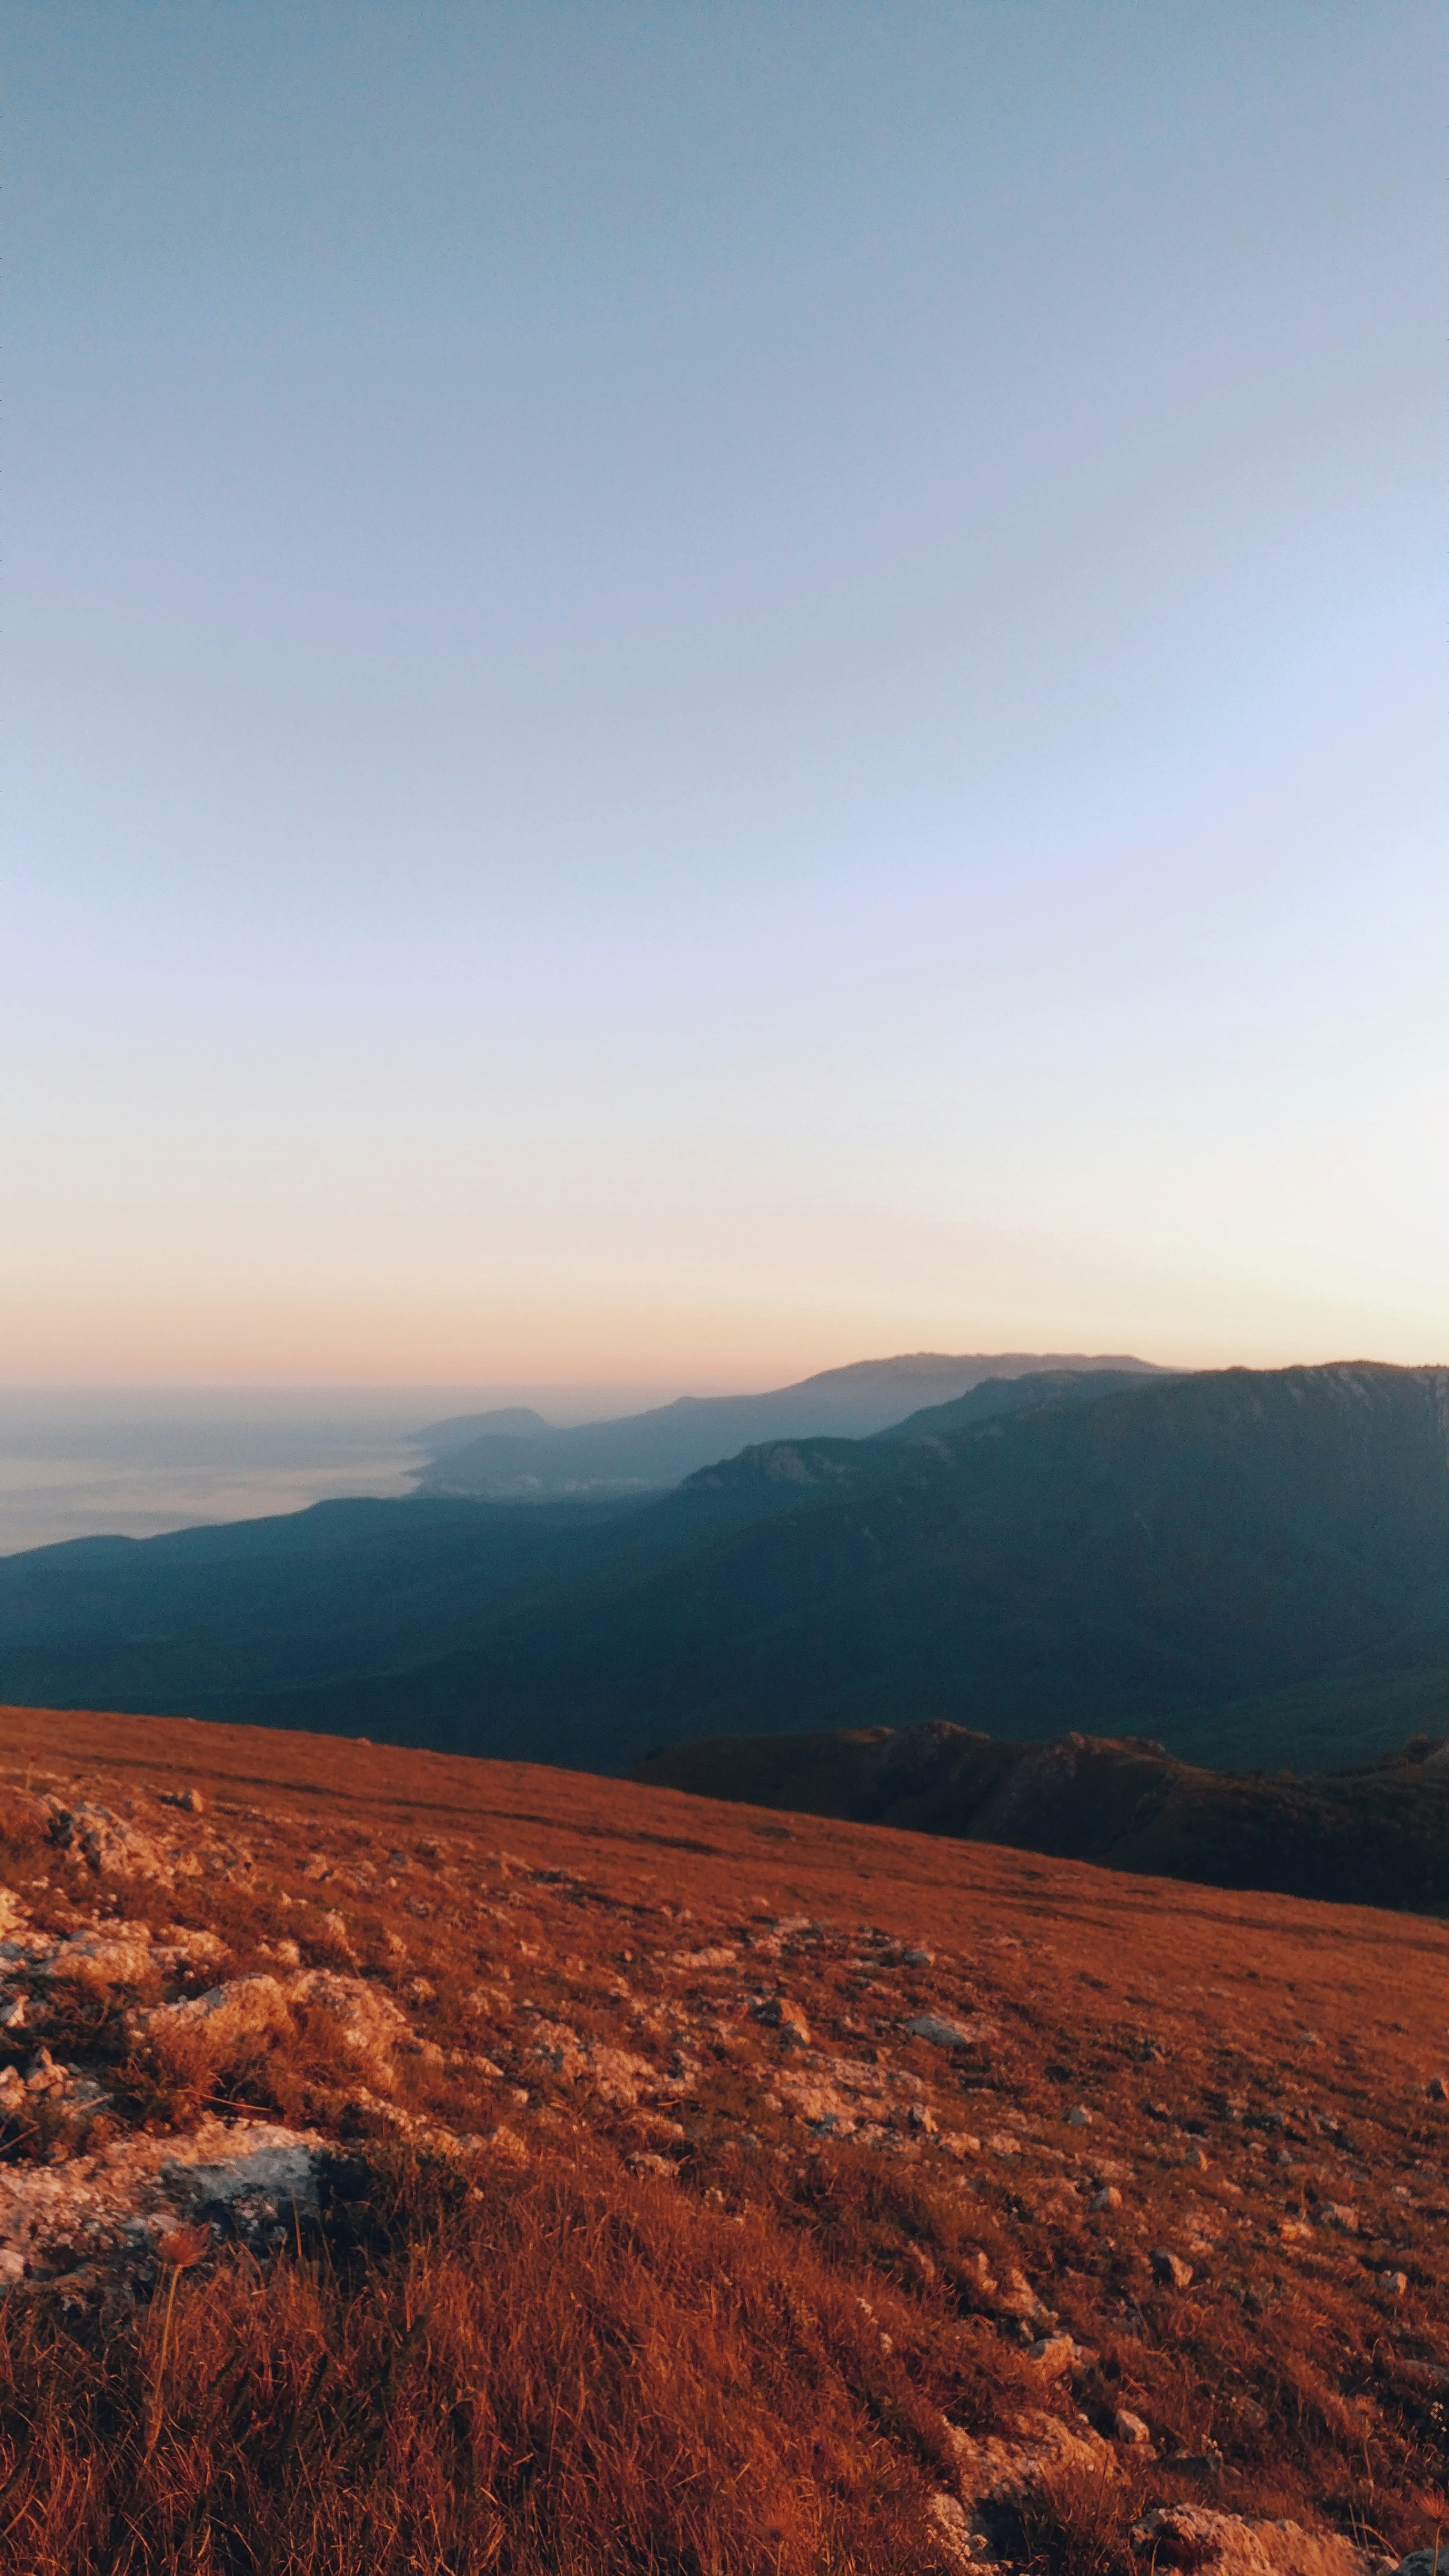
0;1386;675;1558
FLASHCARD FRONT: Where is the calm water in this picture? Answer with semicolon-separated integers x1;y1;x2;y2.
0;1386;684;1556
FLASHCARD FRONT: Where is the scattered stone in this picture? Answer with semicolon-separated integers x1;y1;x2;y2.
993;2266;1048;2323
1131;2504;1376;2576
1068;2104;1094;2126
1093;2185;1124;2212
1317;2202;1358;2232
903;2012;992;2051
1114;2408;1151;2444
168;2137;321;2236
1150;2248;1194;2289
927;2489;980;2570
1377;2270;1407;2296
48;1804;174;1885
0;2115;328;2276
945;2408;1116;2509
1424;2076;1448;2101
750;1996;810;2045
143;1973;293;2052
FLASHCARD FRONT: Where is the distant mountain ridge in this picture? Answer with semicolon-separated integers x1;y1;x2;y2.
412;1349;1170;1500
4;1361;1449;1785
873;1367;1173;1443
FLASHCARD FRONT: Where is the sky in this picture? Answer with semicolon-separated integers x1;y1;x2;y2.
4;2;1446;1392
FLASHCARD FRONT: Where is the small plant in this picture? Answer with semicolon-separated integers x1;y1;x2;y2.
144;2222;212;2458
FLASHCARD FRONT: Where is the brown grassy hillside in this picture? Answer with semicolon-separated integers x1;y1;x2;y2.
0;1702;1445;2575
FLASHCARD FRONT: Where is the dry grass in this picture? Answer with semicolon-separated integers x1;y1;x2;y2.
0;2143;949;2574
1;1700;1447;2569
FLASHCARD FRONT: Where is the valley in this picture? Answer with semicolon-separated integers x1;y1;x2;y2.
4;1364;1448;1791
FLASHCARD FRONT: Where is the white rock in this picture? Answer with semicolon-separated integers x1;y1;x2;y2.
1131;2504;1377;2576
904;2012;992;2050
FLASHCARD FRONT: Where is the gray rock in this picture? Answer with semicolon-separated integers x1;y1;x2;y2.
751;1996;810;2044
904;2012;979;2050
48;1803;174;1884
165;2140;321;2238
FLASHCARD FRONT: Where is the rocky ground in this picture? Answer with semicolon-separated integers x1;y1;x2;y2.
1;1702;1447;2574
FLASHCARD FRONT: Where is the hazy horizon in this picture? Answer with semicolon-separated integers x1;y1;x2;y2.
7;6;1445;1386
0;1380;687;1555
6;1341;1447;1556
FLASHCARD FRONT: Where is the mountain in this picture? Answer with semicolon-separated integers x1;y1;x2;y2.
411;1349;1169;1500
4;1360;1449;1779
873;1366;1174;1442
417;1405;556;1452
2;1700;1442;2565
631;1718;1449;1911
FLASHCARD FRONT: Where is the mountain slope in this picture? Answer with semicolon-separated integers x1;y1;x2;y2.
876;1367;1178;1442
0;1699;1445;2570
631;1718;1449;1911
413;1349;1168;1500
4;1362;1449;1780
271;1361;1449;1770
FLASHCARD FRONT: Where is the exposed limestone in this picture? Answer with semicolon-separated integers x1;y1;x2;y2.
0;2116;328;2277
903;2011;995;2050
288;1968;412;2078
144;1973;294;2050
928;2490;984;2570
48;1804;177;1884
1131;2506;1377;2576
945;2407;1116;2508
527;2019;659;2106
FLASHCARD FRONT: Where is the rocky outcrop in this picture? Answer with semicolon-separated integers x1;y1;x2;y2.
944;2406;1117;2510
1131;2507;1380;2576
0;2116;329;2280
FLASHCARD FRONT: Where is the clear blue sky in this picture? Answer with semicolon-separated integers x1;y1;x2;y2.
4;3;1446;1386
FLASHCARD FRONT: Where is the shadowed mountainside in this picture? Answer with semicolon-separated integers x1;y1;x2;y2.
631;1720;1449;1913
3;1363;1449;1782
872;1366;1169;1442
412;1349;1169;1500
